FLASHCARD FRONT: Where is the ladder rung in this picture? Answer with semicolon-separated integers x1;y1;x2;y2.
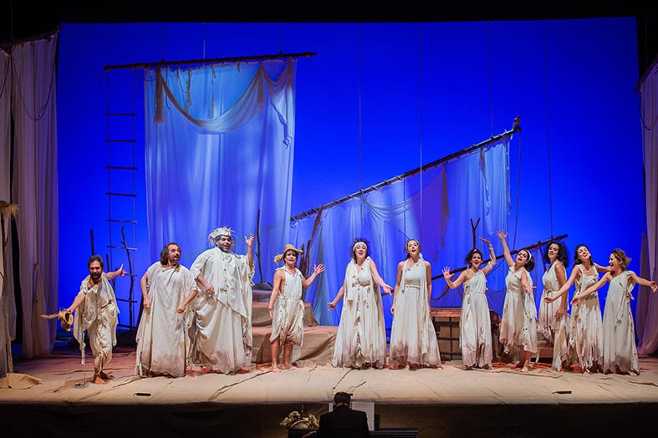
105;112;136;117
106;139;137;143
107;244;138;251
107;219;138;224
106;192;136;198
106;165;137;171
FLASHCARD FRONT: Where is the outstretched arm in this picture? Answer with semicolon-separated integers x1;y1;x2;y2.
497;231;514;267
106;264;127;281
442;267;466;289
481;238;497;275
545;267;579;303
66;291;86;313
328;285;345;309
594;263;611;274
302;264;325;288
575;273;610;302
630;272;658;293
369;260;392;294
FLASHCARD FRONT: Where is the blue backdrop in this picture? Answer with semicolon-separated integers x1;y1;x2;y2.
56;20;644;327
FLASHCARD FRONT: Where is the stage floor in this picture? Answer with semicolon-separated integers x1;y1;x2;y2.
3;347;658;406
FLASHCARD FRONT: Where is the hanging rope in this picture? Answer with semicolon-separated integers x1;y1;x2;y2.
543;29;555;238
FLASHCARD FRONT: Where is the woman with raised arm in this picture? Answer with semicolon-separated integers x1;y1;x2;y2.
544;244;606;373
538;241;570;370
389;239;441;370
497;231;537;372
329;238;392;369
573;248;657;375
267;244;324;371
442;238;496;370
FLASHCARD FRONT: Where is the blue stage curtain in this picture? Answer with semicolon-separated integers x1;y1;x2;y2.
291;140;516;327
144;60;296;282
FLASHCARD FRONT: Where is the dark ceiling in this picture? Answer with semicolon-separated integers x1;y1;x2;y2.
1;2;656;78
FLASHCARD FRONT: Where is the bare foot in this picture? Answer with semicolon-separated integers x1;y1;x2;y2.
93;375;107;384
237;367;251;374
409;363;419;371
99;371;113;380
521;365;529;372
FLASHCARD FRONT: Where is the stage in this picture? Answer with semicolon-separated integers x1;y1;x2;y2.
2;347;658;437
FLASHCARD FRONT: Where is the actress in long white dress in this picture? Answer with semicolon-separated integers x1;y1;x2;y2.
538;241;569;370
329;239;392;369
442;238;496;369
546;244;606;373
575;249;657;375
497;231;537;372
389;239;441;369
268;244;324;371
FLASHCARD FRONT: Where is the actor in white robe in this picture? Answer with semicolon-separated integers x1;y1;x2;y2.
389;240;441;369
443;239;496;369
136;243;195;377
185;227;254;374
575;249;657;375
66;256;126;384
330;240;392;369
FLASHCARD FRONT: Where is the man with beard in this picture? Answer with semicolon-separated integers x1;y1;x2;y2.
65;255;126;384
181;227;254;374
135;242;196;377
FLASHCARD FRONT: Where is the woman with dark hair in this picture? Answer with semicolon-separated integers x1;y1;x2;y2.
546;244;608;373
574;248;657;375
497;231;537;372
538;241;568;343
538;241;569;370
389;239;441;369
329;238;392;369
442;238;496;369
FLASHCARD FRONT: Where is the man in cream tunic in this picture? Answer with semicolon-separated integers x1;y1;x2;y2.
66;255;126;384
136;242;196;377
188;227;254;374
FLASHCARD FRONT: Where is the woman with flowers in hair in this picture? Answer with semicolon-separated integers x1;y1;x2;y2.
575;248;657;375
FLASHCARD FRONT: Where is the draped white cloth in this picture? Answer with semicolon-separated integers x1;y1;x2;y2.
638;62;658;356
460;270;493;368
145;61;296;283
136;263;195;377
602;271;640;374
500;267;537;356
11;35;59;358
291;139;511;327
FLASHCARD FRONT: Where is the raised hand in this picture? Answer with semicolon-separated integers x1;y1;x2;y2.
497;231;507;240
650;281;658;293
117;264;127;277
245;234;255;247
313;264;325;275
442;266;453;280
328;301;337;309
480;237;492;246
